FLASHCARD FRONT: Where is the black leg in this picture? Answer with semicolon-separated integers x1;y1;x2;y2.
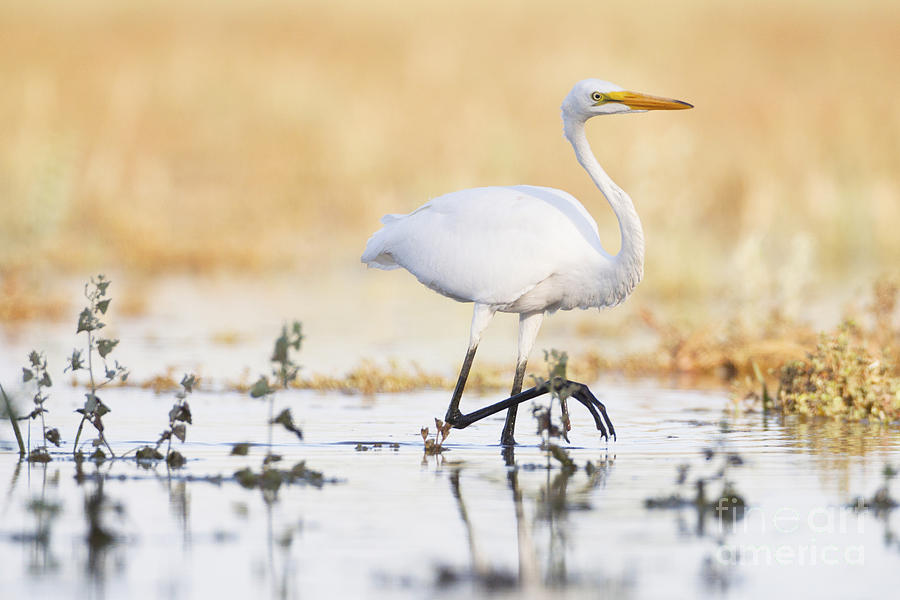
444;344;478;424
447;378;616;442
500;361;527;446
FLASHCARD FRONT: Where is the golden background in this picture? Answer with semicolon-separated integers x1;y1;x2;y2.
2;0;898;324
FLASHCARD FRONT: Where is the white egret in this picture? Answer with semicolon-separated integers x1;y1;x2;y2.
362;79;692;445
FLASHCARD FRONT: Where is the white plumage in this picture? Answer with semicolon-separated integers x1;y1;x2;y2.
362;184;616;312
362;79;692;444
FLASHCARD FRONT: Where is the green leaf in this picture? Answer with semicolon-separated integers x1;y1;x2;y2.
168;402;192;424
270;321;303;368
172;424;186;442
95;277;111;296
28;351;42;367
97;338;119;358
169;402;193;425
249;376;272;398
96;299;111;314
66;349;84;372
45;428;61;447
22;368;34;382
166;450;186;468
95;400;111;417
290;321;303;350
76;308;94;333
84;393;110;417
38;372;52;388
260;467;283;491
84;393;98;413
230;443;250;456
180;373;196;393
136;446;163;461
272;331;289;366
234;467;257;488
272;408;303;440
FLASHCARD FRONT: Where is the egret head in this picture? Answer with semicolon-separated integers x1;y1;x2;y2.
561;78;693;123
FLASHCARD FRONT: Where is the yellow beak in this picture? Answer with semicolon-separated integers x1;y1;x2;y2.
603;91;693;110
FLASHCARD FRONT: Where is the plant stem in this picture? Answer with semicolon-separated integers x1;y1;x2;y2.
39;396;47;448
72;416;86;456
267;394;274;458
1;384;26;457
84;326;115;458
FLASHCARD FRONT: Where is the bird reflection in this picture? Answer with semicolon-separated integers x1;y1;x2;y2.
444;449;615;591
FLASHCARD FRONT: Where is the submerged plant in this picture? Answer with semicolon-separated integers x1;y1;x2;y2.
136;374;196;467
21;350;61;462
67;275;129;458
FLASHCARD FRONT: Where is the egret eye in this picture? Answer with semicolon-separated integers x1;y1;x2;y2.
591;92;603;102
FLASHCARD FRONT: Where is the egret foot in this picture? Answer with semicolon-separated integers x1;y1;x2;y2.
444;407;463;426
448;379;616;442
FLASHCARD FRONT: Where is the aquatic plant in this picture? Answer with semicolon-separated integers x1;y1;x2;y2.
421;418;452;455
234;322;332;495
234;461;328;494
249;321;304;464
530;350;581;470
21;351;61;462
136;374;196;467
67;275;129;458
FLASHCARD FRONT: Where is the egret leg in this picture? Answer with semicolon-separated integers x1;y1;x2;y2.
444;304;495;424
500;312;543;446
449;378;616;442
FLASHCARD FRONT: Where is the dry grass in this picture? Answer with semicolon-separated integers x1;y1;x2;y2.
2;0;899;325
296;359;450;395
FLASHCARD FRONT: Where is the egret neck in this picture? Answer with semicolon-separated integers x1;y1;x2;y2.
563;117;645;299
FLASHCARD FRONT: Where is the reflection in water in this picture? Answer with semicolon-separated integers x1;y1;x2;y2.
263;494;301;600
166;476;191;548
533;453;610;587
448;469;516;589
778;417;900;492
80;463;125;590
24;463;61;576
443;448;618;592
2;385;900;598
508;468;539;589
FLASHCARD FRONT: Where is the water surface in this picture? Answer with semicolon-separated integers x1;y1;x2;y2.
2;381;899;599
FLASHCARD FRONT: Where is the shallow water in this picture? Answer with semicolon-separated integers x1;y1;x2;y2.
2;380;899;600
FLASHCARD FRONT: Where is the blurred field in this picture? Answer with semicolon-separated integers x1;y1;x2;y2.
1;0;899;324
